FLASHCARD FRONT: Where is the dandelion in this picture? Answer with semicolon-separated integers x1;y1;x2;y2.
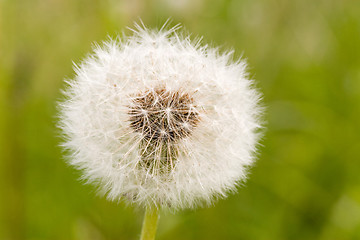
58;23;262;240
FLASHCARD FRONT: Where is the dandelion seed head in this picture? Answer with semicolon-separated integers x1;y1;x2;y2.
58;23;263;210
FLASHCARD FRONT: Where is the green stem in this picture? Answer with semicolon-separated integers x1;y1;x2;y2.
140;206;160;240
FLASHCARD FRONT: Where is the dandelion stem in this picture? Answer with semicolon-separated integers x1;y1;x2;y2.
140;206;160;240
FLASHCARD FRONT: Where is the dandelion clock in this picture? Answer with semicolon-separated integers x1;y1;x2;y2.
58;23;262;240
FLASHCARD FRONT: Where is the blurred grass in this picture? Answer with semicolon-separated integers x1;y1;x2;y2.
1;0;360;239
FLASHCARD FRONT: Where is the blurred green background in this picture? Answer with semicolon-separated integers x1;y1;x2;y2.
1;0;360;239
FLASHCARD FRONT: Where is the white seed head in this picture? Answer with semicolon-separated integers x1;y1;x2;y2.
58;24;263;210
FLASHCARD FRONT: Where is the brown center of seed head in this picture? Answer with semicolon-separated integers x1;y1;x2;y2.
128;87;200;142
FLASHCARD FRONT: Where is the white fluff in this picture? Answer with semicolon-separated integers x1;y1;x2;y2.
58;24;262;210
